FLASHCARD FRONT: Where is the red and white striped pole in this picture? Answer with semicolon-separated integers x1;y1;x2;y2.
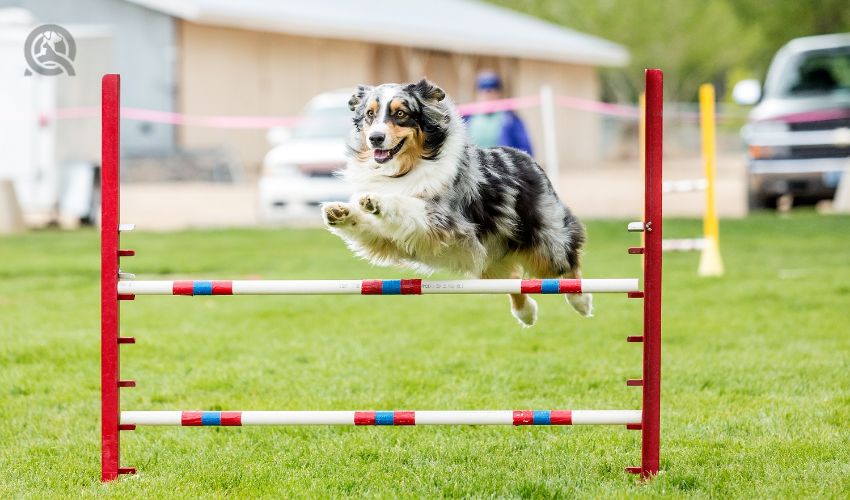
121;410;642;427
116;278;638;296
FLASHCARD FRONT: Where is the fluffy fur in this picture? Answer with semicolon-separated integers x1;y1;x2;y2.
321;79;591;326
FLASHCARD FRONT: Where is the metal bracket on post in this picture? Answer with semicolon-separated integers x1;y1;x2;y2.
627;221;645;232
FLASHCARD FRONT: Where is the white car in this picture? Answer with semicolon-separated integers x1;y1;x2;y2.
258;90;353;224
734;33;850;208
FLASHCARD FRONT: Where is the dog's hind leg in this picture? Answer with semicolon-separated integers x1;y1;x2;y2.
563;267;593;317
482;263;537;328
518;249;592;319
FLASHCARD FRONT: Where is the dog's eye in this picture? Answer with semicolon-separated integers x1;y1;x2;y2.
366;109;375;118
395;110;406;118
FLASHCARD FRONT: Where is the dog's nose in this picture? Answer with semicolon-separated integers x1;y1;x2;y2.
369;132;385;147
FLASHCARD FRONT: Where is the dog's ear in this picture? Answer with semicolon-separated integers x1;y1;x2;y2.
407;79;446;103
348;85;372;111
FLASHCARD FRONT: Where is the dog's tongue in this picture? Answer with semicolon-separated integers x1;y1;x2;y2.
374;149;391;162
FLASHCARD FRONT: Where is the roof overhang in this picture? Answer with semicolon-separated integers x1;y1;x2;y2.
126;0;629;67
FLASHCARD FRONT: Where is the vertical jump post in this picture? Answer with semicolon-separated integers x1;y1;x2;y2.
639;68;663;478
101;74;136;481
100;73;120;482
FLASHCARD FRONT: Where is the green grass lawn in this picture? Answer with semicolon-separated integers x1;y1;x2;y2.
1;212;849;497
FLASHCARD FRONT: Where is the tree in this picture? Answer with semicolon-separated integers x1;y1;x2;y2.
487;0;849;101
726;0;850;74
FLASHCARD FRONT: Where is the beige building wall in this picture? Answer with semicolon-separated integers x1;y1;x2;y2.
178;21;602;173
369;49;601;168
514;60;601;169
178;22;373;171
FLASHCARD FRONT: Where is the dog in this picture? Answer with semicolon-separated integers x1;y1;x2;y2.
321;79;591;326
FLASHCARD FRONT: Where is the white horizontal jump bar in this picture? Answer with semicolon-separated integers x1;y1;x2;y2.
662;238;707;252
117;278;640;295
662;179;707;194
121;410;642;426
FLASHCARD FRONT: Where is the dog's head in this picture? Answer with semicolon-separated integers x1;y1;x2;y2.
346;79;450;177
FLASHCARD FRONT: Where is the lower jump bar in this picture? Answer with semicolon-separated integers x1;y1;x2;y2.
121;410;642;426
117;278;640;296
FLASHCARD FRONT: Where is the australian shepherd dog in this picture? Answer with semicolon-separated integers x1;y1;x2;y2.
321;79;591;326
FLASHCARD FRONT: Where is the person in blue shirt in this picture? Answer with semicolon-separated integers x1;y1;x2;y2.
465;72;533;156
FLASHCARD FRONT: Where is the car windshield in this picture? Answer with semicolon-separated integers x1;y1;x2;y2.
778;46;850;97
292;104;351;139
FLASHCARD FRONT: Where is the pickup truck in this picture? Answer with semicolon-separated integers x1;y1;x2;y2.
735;33;850;208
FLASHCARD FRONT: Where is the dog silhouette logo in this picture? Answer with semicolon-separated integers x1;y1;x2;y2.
24;24;76;76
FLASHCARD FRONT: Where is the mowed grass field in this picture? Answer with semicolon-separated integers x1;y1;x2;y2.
1;212;849;497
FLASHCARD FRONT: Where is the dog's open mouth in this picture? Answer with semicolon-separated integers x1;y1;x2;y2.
373;138;406;164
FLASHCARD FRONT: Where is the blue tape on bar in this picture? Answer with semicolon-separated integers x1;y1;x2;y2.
375;411;395;425
382;280;401;295
193;281;213;295
201;411;221;426
541;279;560;294
533;410;550;425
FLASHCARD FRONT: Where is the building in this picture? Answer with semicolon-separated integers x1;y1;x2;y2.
150;0;629;172
3;0;628;175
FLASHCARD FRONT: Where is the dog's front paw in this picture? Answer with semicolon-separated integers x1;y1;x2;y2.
322;202;354;226
358;193;381;215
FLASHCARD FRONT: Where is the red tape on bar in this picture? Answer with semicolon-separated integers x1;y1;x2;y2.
400;279;422;295
173;281;194;296
212;281;233;295
220;411;242;426
550;410;572;425
354;411;376;425
394;411;415;425
520;280;542;293
513;410;534;425
181;411;203;426
361;280;382;295
558;279;582;293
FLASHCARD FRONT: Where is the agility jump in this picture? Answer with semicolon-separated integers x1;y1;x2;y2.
100;70;663;481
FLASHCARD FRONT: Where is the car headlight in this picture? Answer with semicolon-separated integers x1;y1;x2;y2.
743;120;792;159
748;144;790;159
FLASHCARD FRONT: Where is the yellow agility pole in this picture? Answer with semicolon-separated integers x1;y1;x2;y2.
697;83;724;277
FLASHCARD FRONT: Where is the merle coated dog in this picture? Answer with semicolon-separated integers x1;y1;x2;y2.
322;79;590;326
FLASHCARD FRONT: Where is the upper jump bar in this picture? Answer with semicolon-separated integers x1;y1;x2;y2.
121;410;642;426
117;278;640;296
